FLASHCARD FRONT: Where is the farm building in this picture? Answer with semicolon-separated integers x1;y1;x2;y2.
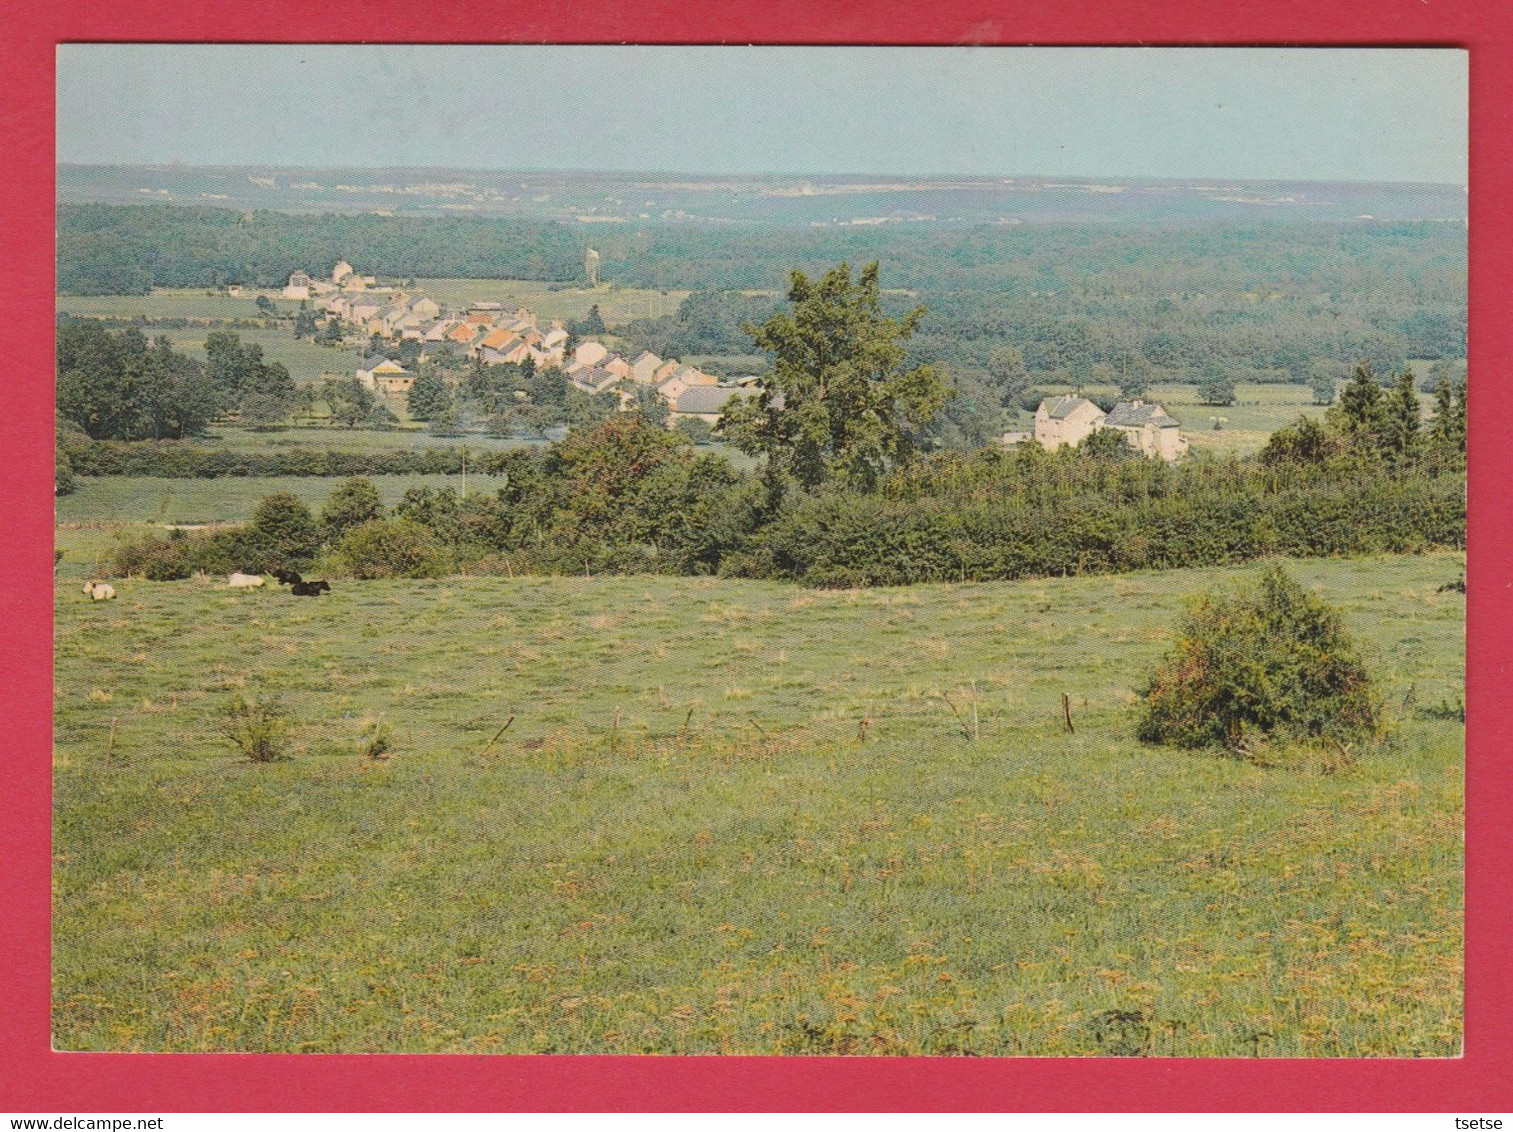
356;356;413;394
1102;400;1189;460
670;385;747;425
1033;395;1106;449
570;366;621;395
657;364;716;403
630;351;663;384
282;271;312;301
574;340;610;368
1032;395;1189;461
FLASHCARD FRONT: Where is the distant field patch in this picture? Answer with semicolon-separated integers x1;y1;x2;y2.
56;287;300;321
414;278;688;326
202;426;542;454
56;474;476;529
1016;383;1336;456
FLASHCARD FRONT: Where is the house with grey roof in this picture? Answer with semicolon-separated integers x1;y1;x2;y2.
1101;400;1189;460
356;355;411;392
670;385;748;425
1032;394;1106;449
570;366;621;395
657;363;716;403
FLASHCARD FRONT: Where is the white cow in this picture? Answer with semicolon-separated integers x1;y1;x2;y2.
83;581;116;601
227;572;266;588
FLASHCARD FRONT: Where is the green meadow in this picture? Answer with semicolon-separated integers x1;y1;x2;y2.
414;279;688;326
56;288;303;322
56;474;483;533
53;552;1463;1055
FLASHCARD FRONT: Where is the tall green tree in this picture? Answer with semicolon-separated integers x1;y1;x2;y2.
321;376;378;429
625;382;669;428
1383;368;1422;467
987;344;1031;408
1430;369;1467;458
407;369;453;421
56;322;222;440
1332;361;1389;451
321;477;385;541
1196;362;1236;407
249;492;321;569
141;335;223;438
721;261;950;491
1310;366;1337;406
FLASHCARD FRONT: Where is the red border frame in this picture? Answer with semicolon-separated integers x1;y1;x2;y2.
4;0;1509;1112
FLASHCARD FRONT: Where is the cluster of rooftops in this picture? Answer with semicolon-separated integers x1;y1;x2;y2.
279;264;1189;448
287;262;755;423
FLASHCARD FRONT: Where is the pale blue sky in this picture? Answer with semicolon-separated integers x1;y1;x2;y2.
57;45;1467;184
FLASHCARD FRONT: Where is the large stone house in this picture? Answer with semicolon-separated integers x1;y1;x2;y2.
1032;395;1106;449
1032;394;1188;461
1102;400;1189;460
282;271;312;301
630;351;663;384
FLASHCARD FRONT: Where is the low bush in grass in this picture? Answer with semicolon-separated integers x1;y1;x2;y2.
113;531;197;581
330;518;450;579
110;526;254;580
220;694;290;763
1136;564;1379;753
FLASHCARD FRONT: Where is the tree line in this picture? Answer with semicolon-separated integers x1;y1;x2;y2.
60;202;1464;302
56;320;401;440
103;260;1466;588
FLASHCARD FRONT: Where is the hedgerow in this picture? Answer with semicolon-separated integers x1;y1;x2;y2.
106;419;1465;588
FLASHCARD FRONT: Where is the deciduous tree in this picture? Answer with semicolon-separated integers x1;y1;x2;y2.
722;261;950;491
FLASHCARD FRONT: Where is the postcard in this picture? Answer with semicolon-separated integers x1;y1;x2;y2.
20;32;1497;1109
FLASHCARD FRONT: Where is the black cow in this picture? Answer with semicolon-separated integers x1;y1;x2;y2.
291;579;331;597
274;570;303;586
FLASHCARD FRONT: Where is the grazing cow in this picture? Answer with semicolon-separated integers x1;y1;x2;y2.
291;579;331;597
1438;579;1467;594
228;572;265;588
273;570;303;586
83;581;116;601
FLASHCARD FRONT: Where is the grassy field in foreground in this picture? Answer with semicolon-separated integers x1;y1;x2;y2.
53;553;1462;1055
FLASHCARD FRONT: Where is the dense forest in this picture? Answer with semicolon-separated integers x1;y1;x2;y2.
60;202;1465;302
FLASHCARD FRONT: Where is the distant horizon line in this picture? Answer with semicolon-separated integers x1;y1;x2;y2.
55;162;1469;191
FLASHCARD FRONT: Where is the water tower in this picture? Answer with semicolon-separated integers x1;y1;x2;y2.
584;247;601;287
